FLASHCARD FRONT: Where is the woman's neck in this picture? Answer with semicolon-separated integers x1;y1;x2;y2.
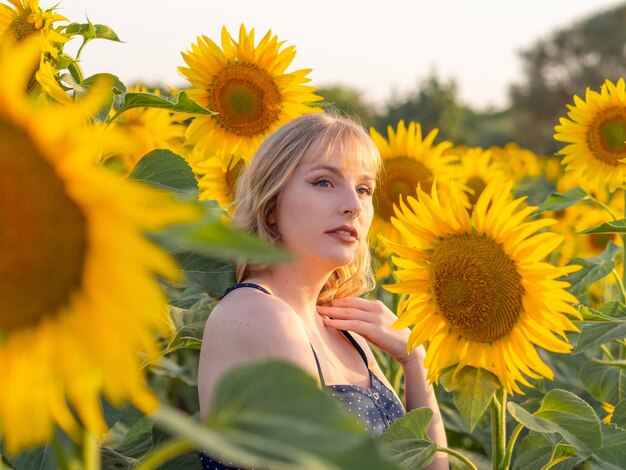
248;262;332;330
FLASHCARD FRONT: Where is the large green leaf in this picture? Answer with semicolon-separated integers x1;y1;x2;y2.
507;389;601;453
129;149;198;195
579;217;626;234
579;360;626;404
439;366;499;432
173;251;236;298
573;321;626;354
159;219;292;264
537;188;589;212
114;91;214;118
589;423;626;469
154;360;399;469
377;408;437;470
513;432;580;470
563;241;621;299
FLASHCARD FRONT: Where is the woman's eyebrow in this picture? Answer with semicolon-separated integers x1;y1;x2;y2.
307;165;375;181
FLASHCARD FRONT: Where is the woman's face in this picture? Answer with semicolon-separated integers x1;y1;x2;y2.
271;150;376;269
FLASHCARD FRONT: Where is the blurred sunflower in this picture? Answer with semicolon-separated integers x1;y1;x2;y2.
602;402;615;423
369;120;456;255
197;155;246;214
0;40;198;454
104;84;187;173
456;147;509;207
555;78;626;193
179;24;322;166
490;143;542;183
0;0;68;98
383;182;580;393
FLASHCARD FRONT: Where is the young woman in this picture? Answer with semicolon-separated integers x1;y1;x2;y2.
198;112;448;469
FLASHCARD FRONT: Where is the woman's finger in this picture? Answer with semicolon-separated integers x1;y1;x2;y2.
316;305;370;319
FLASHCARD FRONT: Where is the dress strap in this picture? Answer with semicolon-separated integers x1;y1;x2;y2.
222;282;271;298
309;345;326;387
340;330;369;367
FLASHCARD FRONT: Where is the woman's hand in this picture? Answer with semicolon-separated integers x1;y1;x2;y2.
316;298;416;365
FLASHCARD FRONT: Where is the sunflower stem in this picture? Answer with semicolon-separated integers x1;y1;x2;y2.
83;431;100;470
601;344;616;361
135;439;195;470
490;389;507;470
436;446;478;470
500;423;523;470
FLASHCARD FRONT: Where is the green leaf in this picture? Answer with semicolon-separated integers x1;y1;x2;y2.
563;241;621;299
154;361;399;470
129;149;198;195
537;188;589;212
64;22;122;42
579;360;626;404
159;219;292;264
512;432;554;470
589;423;626;469
77;73;126;122
610;399;626;428
573;321;626;354
377;408;437;470
579;217;626;234
173;251;235;298
439;366;499;432
114;91;214;118
507;389;601;453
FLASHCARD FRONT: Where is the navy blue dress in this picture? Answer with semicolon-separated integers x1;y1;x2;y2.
199;283;406;470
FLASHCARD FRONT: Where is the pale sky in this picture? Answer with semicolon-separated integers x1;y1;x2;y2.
59;0;624;110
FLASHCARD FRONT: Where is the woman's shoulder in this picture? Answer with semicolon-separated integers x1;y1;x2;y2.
205;287;310;353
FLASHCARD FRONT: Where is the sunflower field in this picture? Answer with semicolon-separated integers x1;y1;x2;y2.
2;1;626;469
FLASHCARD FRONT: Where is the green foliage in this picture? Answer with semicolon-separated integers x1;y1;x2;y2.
129;149;198;196
507;389;602;453
537;188;590;213
439;367;500;432
573;302;626;355
112;91;215;121
580;218;626;234
563;241;621;299
155;360;399;470
513;432;580;470
377;408;437;469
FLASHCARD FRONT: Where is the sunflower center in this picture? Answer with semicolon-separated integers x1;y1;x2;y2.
0;118;87;330
7;10;38;42
375;157;433;221
465;176;487;206
588;110;626;166
209;63;282;137
430;233;524;342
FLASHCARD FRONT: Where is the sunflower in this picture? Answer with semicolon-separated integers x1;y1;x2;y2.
178;24;323;167
456;147;509;207
0;39;198;454
555;78;626;193
368;121;457;270
490;143;542;183
196;155;246;214
383;182;581;394
602;402;615;423
0;0;69;99
104;84;187;173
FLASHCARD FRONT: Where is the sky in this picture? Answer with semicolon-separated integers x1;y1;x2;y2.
59;0;625;110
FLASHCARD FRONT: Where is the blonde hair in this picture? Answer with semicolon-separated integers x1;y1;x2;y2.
232;112;381;303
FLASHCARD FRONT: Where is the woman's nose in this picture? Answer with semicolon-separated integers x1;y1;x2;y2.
341;189;361;218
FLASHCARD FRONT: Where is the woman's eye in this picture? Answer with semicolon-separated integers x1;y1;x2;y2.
314;179;332;188
357;186;373;196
